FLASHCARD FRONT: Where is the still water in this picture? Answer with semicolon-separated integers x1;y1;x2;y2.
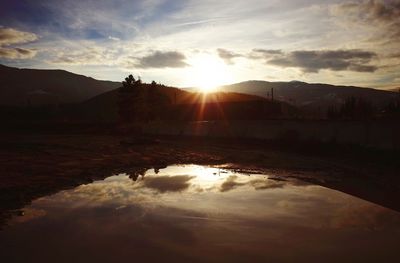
1;165;399;262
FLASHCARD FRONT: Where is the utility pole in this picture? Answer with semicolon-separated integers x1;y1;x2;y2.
271;88;274;102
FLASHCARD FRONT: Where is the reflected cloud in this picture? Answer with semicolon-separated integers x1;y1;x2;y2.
141;175;195;193
2;165;400;263
220;175;246;192
249;179;286;190
220;175;287;192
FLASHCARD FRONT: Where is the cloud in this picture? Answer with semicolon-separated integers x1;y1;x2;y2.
252;49;283;56
252;49;378;73
220;175;288;192
248;49;283;59
108;36;120;41
336;0;400;23
49;46;187;70
136;51;188;69
220;175;246;192
50;46;119;65
0;27;38;46
142;175;194;193
0;47;37;59
249;179;286;190
0;27;38;59
332;0;400;44
217;48;243;64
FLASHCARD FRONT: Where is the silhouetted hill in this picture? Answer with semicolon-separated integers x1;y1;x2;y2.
390;88;400;92
77;84;283;122
219;80;398;109
0;64;119;106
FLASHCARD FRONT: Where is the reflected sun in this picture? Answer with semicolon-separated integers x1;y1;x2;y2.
186;54;233;93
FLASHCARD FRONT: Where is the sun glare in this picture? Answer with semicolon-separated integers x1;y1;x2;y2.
185;54;233;93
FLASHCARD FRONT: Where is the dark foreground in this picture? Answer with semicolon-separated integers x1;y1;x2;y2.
0;131;399;262
1;164;400;263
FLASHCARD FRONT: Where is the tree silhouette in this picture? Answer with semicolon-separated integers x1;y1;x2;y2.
121;74;135;90
382;91;400;119
118;74;171;122
326;96;374;120
118;74;142;121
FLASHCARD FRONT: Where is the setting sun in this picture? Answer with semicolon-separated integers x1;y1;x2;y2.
185;54;233;93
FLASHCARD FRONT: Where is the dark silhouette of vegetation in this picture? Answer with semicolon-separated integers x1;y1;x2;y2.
116;74;298;122
120;74;141;92
381;90;400;119
147;82;170;120
326;93;400;120
118;74;141;122
327;96;375;120
118;73;299;122
117;74;170;122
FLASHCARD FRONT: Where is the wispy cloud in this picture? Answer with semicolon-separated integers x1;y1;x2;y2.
50;46;120;65
0;27;38;46
217;48;243;65
0;47;37;59
108;36;121;41
0;27;38;59
219;175;288;192
331;0;400;45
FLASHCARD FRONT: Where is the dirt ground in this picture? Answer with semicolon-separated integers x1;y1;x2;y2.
0;132;399;227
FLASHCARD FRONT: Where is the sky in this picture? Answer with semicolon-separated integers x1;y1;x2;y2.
0;0;399;90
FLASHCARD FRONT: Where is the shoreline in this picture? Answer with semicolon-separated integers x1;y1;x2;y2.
1;132;399;228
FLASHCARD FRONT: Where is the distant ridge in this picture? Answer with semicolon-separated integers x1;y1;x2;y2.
219;80;397;109
1;64;397;109
0;64;120;106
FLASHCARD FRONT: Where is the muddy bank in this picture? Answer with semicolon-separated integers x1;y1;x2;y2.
0;133;399;227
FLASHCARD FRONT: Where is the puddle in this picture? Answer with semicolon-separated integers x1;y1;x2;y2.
1;165;399;262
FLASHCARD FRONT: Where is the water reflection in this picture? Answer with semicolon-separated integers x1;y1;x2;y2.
1;165;399;263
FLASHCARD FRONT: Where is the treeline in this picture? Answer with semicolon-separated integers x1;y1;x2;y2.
326;95;400;120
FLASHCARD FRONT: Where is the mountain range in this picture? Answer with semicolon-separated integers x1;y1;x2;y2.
0;64;398;111
0;64;119;106
219;80;398;109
